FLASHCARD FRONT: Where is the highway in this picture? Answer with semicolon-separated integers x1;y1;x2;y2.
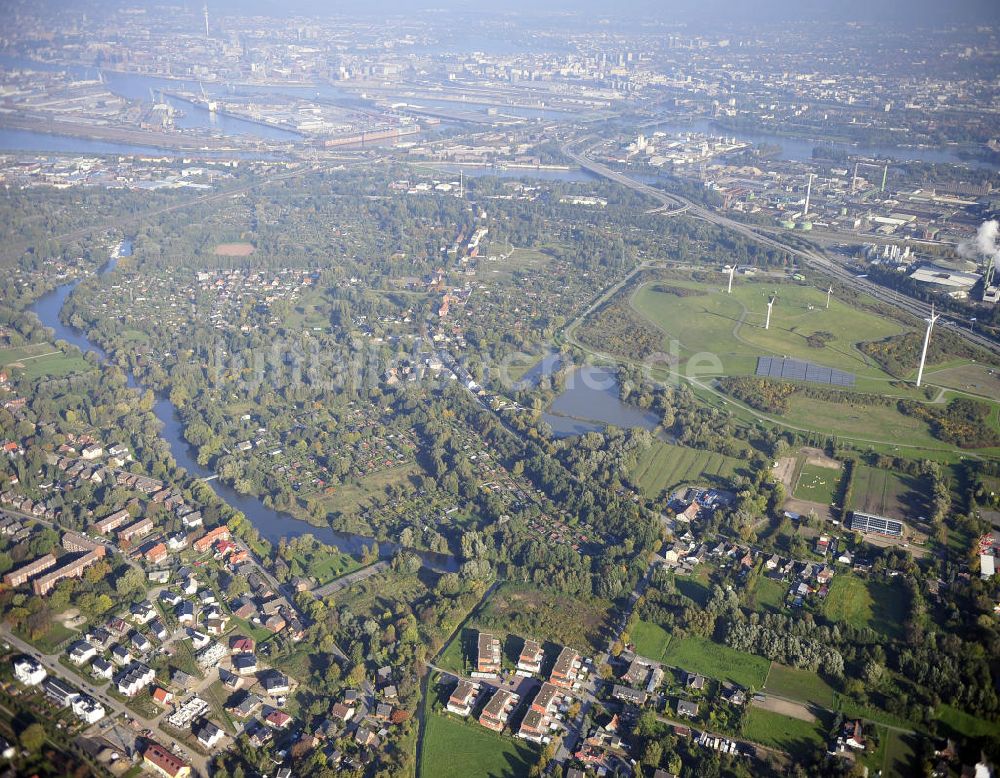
563;139;1000;361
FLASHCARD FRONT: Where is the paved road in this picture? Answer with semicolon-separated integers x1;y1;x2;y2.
564;137;1000;360
312;560;389;598
0;625;210;776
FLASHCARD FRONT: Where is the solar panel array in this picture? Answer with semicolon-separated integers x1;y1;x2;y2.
850;511;904;537
756;357;856;388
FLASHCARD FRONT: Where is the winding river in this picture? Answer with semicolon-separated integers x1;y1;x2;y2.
29;248;458;572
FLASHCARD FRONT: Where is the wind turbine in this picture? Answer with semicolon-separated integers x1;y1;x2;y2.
915;304;940;388
725;264;736;294
765;295;776;330
803;173;815;217
826;285;832;309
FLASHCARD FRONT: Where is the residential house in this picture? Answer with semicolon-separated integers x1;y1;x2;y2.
517;639;544;674
446;680;478;716
677;700;699;718
476;631;501;674
550;646;582;689
143;742;190;778
479;689;519;732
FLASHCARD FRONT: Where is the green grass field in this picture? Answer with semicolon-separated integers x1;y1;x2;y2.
631;440;743;498
781;395;944;449
793;462;842;506
630;620;672;661
741;707;826;758
752;577;788;613
937;704;1000;739
0;344;93;379
764;662;836;709
662;635;769;689
420;710;539;778
823;576;908;639
883;730;919;777
631;278;905;379
852;465;924;520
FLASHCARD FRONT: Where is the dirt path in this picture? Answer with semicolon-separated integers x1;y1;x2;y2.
752;695;817;723
773;456;797;492
800;447;841;470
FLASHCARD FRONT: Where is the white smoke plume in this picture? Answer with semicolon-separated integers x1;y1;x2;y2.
958;219;1000;267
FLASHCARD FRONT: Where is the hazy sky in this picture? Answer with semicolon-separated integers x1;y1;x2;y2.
210;0;1000;25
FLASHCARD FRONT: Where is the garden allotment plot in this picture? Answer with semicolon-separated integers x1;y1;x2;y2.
631;278;906;379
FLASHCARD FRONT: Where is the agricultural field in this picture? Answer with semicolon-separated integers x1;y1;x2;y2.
851;465;926;521
630;620;672;661
420;700;539;778
741;706;827;758
763;662;836;709
631;277;905;379
631;440;743;498
793;462;842;506
822;575;908;640
661;635;770;689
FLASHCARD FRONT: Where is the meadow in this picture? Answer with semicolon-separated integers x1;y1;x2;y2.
631;277;906;379
421;687;539;778
823;576;908;640
741;707;827;758
631;440;743;498
661;635;770;689
764;662;837;709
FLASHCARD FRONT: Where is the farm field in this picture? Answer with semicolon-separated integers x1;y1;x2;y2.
793;462;842;506
763;662;836;709
631;277;906;379
630;620;672;661
420;707;538;778
661;635;769;689
741;706;826;758
631;440;743;498
851;465;926;521
823;575;908;640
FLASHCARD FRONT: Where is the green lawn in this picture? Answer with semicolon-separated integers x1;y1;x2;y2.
883;730;920;777
631;277;905;379
937;704;1000;739
781;395;943;449
420;710;539;778
823;575;908;639
305;550;362;586
662;635;769;689
752;577;788;613
15;622;76;653
631;440;743;498
0;344;93;380
630;620;671;661
436;627;474;675
764;662;836;709
742;707;826;759
793;462;842;506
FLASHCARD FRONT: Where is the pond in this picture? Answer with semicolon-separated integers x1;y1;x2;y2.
543;366;661;439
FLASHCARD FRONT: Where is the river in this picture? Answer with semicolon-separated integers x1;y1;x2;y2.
28;249;458;572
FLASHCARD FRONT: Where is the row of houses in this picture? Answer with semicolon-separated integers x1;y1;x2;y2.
2;530;107;595
12;657;106;724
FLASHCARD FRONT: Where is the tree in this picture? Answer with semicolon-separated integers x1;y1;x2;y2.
19;722;46;752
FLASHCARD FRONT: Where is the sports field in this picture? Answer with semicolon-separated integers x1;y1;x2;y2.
0;343;92;379
662;635;770;689
631;277;905;379
852;465;924;520
793;463;842;506
631;440;742;498
421;708;538;778
823;575;908;639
